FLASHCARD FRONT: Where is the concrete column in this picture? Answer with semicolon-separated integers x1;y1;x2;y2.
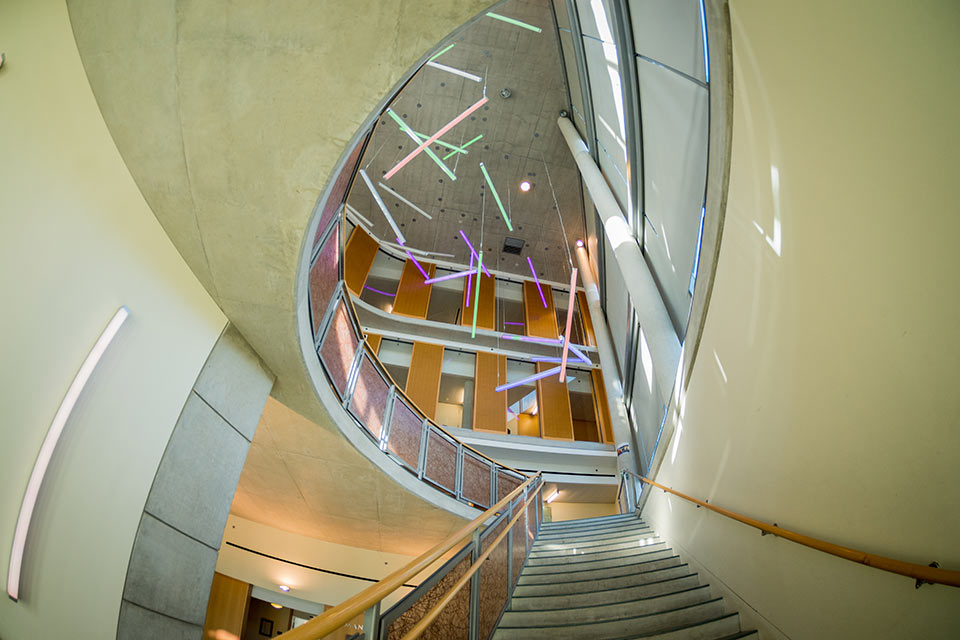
575;245;641;485
559;116;681;398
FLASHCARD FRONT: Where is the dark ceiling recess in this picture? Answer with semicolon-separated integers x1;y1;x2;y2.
503;237;525;255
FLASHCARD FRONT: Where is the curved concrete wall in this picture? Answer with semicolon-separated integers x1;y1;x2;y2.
0;2;226;638
640;1;960;637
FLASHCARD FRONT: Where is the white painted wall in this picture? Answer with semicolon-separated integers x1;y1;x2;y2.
218;516;417;612
642;0;960;637
0;1;226;638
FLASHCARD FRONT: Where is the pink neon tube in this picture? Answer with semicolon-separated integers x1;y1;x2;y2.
383;96;489;180
558;268;578;380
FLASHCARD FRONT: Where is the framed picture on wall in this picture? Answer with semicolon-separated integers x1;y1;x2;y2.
259;617;274;636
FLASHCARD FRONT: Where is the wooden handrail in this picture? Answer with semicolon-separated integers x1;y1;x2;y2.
277;472;542;640
400;482;543;640
624;470;960;588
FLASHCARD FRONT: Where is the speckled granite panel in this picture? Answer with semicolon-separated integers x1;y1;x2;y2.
319;301;359;397
424;429;457;493
349;356;389;440
387;554;470;640
527;498;537;548
496;470;522;503
461;453;491;507
478;517;509;640
310;223;340;335
316;138;366;245
387;398;423;470
511;502;527;585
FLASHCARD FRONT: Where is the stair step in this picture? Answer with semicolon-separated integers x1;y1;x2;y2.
538;520;650;540
531;533;661;558
509;574;702;611
621;614;745;640
528;539;664;566
516;558;688;589
501;584;714;627
492;598;727;639
534;527;657;548
523;545;672;575
540;513;639;530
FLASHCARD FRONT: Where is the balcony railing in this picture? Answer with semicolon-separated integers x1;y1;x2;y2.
308;208;528;512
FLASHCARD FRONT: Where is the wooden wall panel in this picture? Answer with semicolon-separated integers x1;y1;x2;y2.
592;369;615;444
537;362;574;440
577;291;597;346
523;282;573;440
344;226;379;295
203;572;250;640
366;332;382;355
461;271;496;330
523;281;558;338
405;341;444;420
393;259;435;318
473;351;507;433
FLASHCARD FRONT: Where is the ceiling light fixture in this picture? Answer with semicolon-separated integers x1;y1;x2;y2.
270;603;283;609
575;239;585;247
519;180;531;192
546;490;559;503
278;585;290;593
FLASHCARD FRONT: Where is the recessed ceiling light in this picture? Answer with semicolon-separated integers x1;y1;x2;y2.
519;180;531;192
575;239;584;247
270;603;283;609
278;585;290;592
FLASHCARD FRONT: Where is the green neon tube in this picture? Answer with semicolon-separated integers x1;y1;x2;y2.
443;134;483;160
479;162;513;231
429;43;455;62
385;109;457;181
413;130;468;154
472;251;483;338
486;12;542;33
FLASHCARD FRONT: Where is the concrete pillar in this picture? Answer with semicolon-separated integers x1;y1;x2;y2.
575;245;641;490
559;116;681;398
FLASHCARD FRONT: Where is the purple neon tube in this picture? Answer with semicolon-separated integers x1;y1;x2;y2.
459;230;492;277
495;366;561;392
527;257;547;308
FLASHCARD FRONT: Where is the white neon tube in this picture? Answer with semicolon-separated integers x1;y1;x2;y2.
545;490;560;503
425;61;483;83
377;182;433;220
344;203;374;228
7;306;129;601
358;168;405;244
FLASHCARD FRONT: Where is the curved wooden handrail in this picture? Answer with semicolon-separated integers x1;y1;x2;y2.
624;470;960;588
277;472;542;640
399;481;543;640
343;291;528;478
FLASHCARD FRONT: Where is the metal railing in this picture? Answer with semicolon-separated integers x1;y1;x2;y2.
619;470;960;589
278;473;543;640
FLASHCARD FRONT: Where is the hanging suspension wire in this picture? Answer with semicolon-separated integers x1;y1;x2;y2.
541;152;574;271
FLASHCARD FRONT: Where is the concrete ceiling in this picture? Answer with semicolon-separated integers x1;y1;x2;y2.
65;0;574;554
232;398;465;556
347;0;584;283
